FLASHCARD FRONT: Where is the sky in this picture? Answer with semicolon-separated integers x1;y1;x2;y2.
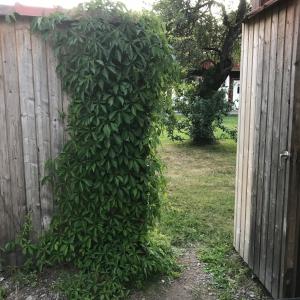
0;0;241;11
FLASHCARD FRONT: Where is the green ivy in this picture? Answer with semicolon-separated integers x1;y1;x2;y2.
27;1;178;298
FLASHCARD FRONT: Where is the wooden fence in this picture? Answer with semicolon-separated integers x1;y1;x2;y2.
234;0;300;298
0;17;69;265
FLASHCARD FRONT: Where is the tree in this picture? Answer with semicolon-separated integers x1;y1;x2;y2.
155;0;248;144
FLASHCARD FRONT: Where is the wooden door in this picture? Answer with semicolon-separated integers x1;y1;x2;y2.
234;1;300;298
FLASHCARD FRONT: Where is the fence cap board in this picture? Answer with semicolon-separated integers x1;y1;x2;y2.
246;0;285;21
0;3;65;17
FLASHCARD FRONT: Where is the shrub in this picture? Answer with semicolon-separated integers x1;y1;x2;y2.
189;89;229;145
166;82;231;145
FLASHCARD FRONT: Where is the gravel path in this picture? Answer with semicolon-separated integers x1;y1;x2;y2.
1;248;217;300
130;248;218;300
1;248;266;300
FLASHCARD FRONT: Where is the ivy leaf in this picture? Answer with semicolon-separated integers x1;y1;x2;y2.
103;124;111;137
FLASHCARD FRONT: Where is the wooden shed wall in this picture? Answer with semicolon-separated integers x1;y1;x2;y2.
234;0;300;298
0;18;69;265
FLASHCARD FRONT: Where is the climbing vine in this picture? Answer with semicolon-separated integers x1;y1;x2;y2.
26;1;178;298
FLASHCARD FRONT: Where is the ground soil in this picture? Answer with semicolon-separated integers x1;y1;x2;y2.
0;247;269;300
0;248;218;300
0;268;64;300
130;248;217;300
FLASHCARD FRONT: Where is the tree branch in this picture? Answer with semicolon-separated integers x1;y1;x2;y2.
202;47;221;55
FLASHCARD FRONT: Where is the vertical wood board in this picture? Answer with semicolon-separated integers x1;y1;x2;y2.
235;0;300;298
15;19;41;239
0;19;68;261
31;33;53;231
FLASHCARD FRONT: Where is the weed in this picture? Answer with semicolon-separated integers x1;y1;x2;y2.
0;287;6;300
11;270;38;288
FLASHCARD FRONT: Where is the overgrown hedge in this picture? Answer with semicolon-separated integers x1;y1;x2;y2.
18;1;178;298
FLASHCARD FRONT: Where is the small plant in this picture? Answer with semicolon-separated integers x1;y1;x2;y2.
0;286;7;300
11;270;38;289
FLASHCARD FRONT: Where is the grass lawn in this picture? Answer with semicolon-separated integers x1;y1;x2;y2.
214;115;239;140
158;115;265;299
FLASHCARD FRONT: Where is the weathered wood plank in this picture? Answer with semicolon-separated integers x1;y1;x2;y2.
235;22;250;252
247;20;261;269
234;23;246;250
0;22;26;264
0;21;14;265
31;32;53;231
244;17;260;264
285;2;300;294
271;4;295;297
257;9;274;287
252;17;265;275
263;7;279;284
236;1;300;298
46;42;64;159
240;21;254;259
263;6;286;293
15;19;41;239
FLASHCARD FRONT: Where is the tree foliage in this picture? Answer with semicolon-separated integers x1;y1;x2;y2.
154;0;247;94
7;1;178;298
155;0;247;144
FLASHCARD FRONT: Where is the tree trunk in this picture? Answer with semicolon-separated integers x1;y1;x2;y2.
198;0;247;98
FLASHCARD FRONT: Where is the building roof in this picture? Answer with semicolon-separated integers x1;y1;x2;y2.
0;3;65;17
247;0;284;20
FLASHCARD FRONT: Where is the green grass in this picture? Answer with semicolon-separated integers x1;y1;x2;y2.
159;140;236;245
161;115;238;143
158;115;265;299
214;115;238;139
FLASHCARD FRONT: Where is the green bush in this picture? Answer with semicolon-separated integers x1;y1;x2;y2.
15;1;178;298
166;82;231;145
189;90;229;145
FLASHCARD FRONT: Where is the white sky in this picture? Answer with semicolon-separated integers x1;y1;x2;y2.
0;0;240;11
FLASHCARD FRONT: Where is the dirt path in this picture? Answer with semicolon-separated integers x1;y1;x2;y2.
130;249;217;300
1;248;217;300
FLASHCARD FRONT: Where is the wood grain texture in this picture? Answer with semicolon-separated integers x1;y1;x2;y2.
255;15;268;276
280;1;300;297
1;22;26;265
15;19;41;239
247;20;264;269
249;15;265;271
235;0;300;298
240;24;254;259
240;20;254;260
234;23;246;249
271;3;294;296
244;18;260;264
31;32;53;231
0;21;13;264
46;41;64;159
0;19;67;262
235;23;249;252
258;10;273;288
262;6;279;285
